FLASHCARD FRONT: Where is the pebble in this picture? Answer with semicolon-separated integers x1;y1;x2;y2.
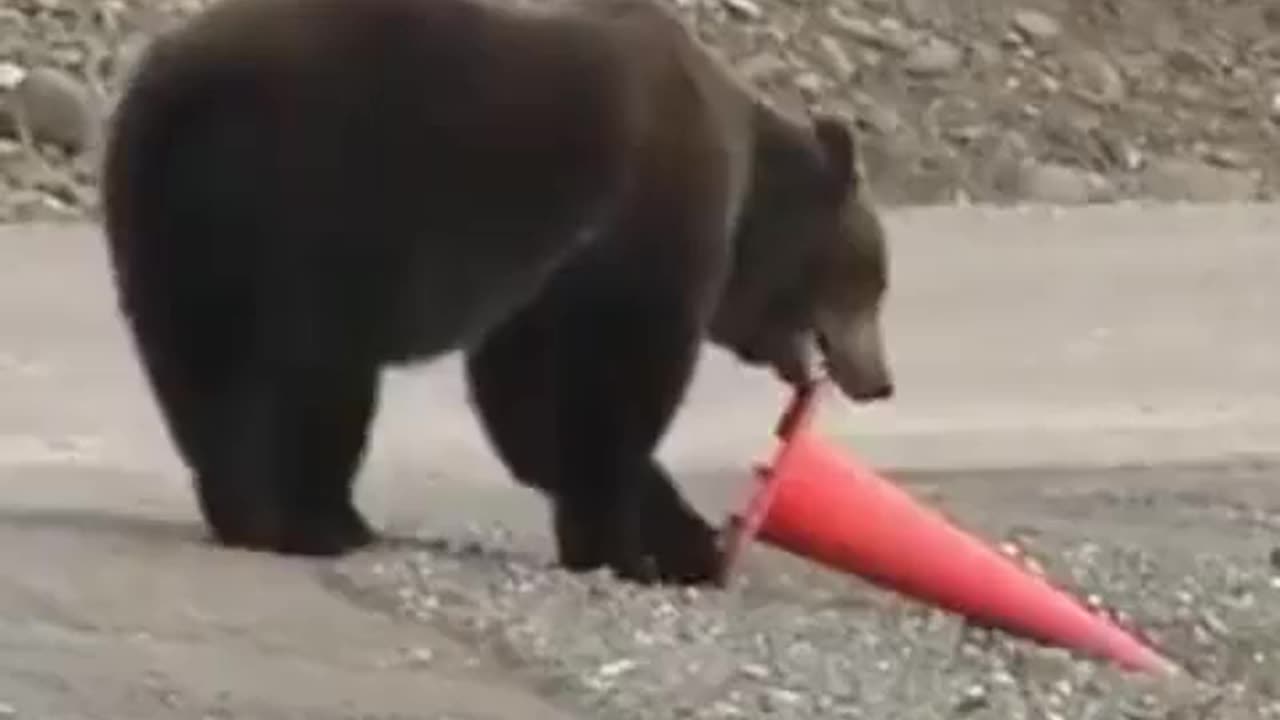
0;62;26;91
1011;9;1062;43
826;9;914;53
826;8;882;44
1064;49;1127;105
818;35;855;79
851;94;902;135
794;71;826;98
402;646;435;666
738;52;789;83
904;36;964;75
719;0;762;21
1205;146;1251;169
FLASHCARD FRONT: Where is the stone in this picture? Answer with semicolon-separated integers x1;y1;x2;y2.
1266;6;1280;30
794;71;826;98
1011;9;1062;43
113;33;152;87
1016;162;1113;205
1205;147;1251;169
719;0;762;21
826;8;881;43
872;17;916;53
12;66;99;153
1097;132;1144;172
900;0;950;25
738;52;789;83
826;9;914;53
1138;159;1261;202
817;35;855;79
904;36;964;76
1064;49;1127;106
851;93;902;135
0;61;25;91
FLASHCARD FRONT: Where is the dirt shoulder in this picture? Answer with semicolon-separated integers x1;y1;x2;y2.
1;0;1278;222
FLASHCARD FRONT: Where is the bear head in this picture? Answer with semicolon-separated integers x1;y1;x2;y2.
710;111;894;404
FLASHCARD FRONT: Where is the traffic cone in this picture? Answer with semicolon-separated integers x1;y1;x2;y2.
717;383;1179;676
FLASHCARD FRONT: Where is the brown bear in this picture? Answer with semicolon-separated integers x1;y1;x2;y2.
99;0;894;585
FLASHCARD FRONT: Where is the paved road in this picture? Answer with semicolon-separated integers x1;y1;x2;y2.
1;203;1278;718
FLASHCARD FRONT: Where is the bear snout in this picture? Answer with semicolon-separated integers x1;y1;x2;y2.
850;380;894;402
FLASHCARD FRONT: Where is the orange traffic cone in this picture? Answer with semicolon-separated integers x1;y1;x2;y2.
717;383;1179;676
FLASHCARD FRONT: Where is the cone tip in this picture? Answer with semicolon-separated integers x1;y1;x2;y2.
1142;649;1182;677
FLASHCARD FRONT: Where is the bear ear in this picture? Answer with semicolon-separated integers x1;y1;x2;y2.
811;115;860;196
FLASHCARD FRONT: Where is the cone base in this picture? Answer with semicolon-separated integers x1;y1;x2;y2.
717;384;1178;677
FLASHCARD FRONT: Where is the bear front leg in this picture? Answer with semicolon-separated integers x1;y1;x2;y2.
467;285;721;585
464;297;625;574
553;304;720;585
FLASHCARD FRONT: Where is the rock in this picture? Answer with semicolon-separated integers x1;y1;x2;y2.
850;93;902;135
794;71;826;99
826;9;914;53
1016;162;1113;205
904;36;964;76
1168;47;1213;76
1063;49;1126;106
1205;146;1251;169
1138;159;1261;202
1097;132;1144;172
900;0;950;25
719;0;761;21
873;17;917;54
1011;9;1062;43
12;66;99;153
825;8;881;43
0;61;25;91
1267;6;1280;30
817;35;855;79
112;33;152;87
738;52;789;83
969;41;1001;67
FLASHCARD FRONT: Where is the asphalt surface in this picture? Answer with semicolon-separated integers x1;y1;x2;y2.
1;203;1278;718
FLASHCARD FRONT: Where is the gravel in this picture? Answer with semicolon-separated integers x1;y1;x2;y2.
3;0;1280;220
331;463;1280;720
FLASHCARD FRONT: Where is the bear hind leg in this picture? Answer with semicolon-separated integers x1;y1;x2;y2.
127;293;381;557
203;351;381;557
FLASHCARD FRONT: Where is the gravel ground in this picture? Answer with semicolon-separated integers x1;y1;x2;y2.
331;462;1280;720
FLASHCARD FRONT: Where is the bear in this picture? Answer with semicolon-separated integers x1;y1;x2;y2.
99;0;894;585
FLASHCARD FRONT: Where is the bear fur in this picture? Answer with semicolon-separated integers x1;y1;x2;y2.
99;0;894;584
